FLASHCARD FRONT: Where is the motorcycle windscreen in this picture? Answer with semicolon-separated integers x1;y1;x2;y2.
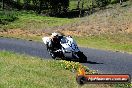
61;37;80;52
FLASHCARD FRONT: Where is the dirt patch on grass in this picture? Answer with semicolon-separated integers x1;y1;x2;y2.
58;21;132;37
126;23;132;33
0;29;50;41
0;29;46;37
57;3;132;36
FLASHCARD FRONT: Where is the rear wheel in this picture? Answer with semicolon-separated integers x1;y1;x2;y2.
77;52;87;63
58;51;65;60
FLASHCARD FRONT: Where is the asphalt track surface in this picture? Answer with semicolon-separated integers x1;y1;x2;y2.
0;37;132;77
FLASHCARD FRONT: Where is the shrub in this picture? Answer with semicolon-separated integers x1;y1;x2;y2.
0;11;18;24
58;60;97;74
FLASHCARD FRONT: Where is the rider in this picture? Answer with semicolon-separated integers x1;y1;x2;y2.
48;32;62;51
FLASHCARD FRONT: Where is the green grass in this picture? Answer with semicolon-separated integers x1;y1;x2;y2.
0;51;131;88
0;11;77;30
69;0;93;10
0;51;78;88
74;34;132;53
0;51;118;88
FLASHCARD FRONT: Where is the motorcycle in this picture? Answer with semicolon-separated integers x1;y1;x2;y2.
42;36;87;62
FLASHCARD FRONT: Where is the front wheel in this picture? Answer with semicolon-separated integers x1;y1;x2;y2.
46;45;56;59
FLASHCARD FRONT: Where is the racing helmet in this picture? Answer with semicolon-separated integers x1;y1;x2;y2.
51;32;59;37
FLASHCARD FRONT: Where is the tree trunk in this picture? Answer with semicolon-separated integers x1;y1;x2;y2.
77;0;81;9
81;0;84;9
79;0;84;17
38;0;42;14
2;0;4;10
120;0;123;5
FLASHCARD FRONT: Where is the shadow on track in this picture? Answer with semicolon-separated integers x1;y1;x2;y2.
85;60;103;64
58;57;103;64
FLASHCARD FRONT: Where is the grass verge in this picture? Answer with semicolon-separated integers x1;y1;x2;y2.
0;51;131;88
74;33;132;53
0;51;113;88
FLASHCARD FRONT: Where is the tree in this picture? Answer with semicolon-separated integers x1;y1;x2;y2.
23;0;31;10
48;0;69;15
77;0;81;9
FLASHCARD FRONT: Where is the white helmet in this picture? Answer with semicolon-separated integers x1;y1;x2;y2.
51;32;58;37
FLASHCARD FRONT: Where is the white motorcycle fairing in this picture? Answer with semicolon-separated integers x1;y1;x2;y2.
60;36;80;53
60;36;80;58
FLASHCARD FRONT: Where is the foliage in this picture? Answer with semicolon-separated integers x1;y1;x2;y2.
1;0;129;17
70;0;129;10
57;60;97;74
110;0;128;4
94;0;111;7
2;0;69;16
0;11;18;24
48;0;69;15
